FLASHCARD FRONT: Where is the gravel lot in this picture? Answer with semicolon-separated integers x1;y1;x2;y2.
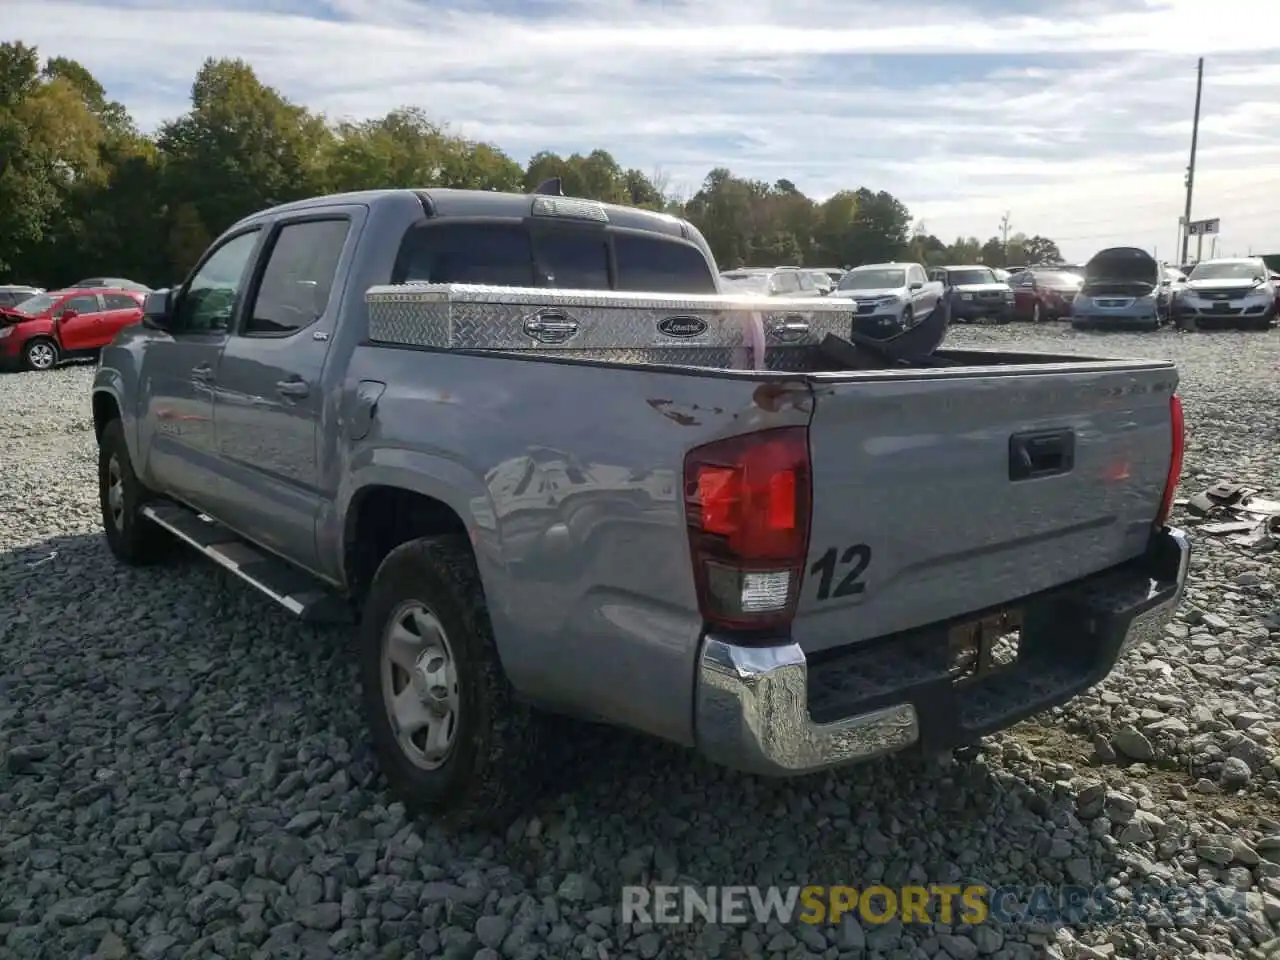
2;326;1279;960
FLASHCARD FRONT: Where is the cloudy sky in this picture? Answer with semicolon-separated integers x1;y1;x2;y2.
9;0;1279;262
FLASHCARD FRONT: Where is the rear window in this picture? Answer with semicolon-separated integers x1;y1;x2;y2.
615;233;716;294
394;222;716;295
395;223;535;286
538;232;609;289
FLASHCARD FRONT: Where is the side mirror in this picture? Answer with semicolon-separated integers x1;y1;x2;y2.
909;281;923;291
142;288;174;329
58;309;78;322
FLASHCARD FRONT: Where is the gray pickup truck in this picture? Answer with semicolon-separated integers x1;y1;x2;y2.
92;186;1191;828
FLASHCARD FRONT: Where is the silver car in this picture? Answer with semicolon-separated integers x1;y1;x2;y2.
1174;257;1276;330
830;262;944;336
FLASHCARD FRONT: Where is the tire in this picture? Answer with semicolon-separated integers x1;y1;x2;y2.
358;536;543;830
23;337;58;372
98;418;171;565
1031;301;1043;324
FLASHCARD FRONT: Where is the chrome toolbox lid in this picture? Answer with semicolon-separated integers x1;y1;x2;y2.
365;283;856;353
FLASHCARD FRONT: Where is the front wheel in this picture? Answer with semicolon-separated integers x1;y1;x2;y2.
358;536;544;830
23;338;58;371
98;418;171;565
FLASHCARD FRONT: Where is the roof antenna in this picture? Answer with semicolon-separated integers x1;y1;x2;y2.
533;177;564;196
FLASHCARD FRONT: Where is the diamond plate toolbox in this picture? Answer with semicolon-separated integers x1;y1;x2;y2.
365;283;857;368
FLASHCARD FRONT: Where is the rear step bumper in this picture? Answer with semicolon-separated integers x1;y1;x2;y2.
694;526;1190;777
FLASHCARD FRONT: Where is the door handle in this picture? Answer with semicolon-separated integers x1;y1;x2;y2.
276;378;310;398
191;363;213;383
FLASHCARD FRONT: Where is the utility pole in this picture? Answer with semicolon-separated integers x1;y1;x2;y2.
1180;58;1204;265
999;212;1011;266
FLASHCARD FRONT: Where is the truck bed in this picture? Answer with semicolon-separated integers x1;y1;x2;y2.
347;289;1178;743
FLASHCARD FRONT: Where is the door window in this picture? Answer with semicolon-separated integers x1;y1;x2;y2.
103;293;138;310
245;219;351;335
62;295;101;315
796;272;817;293
175;230;260;333
614;234;716;294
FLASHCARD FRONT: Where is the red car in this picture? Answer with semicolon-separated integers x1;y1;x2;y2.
0;288;146;372
1009;268;1084;322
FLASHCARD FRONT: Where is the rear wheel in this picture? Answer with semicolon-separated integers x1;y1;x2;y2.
23;338;58;371
358;536;544;830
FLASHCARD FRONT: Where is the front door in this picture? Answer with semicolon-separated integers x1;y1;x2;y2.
139;228;263;511
213;213;354;571
54;293;107;352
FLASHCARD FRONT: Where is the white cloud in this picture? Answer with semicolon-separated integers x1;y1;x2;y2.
8;0;1280;261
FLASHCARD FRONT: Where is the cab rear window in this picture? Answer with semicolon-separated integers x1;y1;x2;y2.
394;222;716;295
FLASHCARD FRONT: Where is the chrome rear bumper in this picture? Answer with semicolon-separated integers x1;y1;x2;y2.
693;527;1190;777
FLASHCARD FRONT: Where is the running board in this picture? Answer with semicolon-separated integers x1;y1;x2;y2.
141;503;354;624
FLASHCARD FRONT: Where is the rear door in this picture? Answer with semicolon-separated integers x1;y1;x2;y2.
54;294;107;351
99;293;143;344
792;362;1178;654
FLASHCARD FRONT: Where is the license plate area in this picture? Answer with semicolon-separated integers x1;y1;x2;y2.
947;609;1022;686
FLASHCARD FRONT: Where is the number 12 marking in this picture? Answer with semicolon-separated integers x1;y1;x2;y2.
809;544;873;600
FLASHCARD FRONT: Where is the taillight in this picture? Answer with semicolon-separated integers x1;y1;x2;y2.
1155;393;1184;528
683;427;812;632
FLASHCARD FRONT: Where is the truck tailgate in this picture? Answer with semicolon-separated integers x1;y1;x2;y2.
792;361;1178;654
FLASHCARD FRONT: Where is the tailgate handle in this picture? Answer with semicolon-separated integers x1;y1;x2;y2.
1009;429;1075;481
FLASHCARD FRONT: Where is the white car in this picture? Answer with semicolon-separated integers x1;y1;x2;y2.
1175;257;1276;330
829;262;944;337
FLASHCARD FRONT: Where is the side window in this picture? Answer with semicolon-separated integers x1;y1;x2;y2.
175;230;260;333
536;232;609;289
245;219;351;336
394;223;534;286
0;292;14;307
62;295;101;315
909;267;925;285
773;272;799;294
614;234;717;294
797;272;817;292
104;293;138;310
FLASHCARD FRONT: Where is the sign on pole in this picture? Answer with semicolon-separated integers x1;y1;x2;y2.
1187;218;1220;236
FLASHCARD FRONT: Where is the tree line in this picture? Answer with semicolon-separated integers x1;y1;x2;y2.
0;41;1064;289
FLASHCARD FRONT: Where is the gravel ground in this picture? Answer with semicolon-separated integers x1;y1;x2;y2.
2;327;1279;960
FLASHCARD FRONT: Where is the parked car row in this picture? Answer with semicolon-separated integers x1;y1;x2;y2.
721;249;1277;335
0;286;148;371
